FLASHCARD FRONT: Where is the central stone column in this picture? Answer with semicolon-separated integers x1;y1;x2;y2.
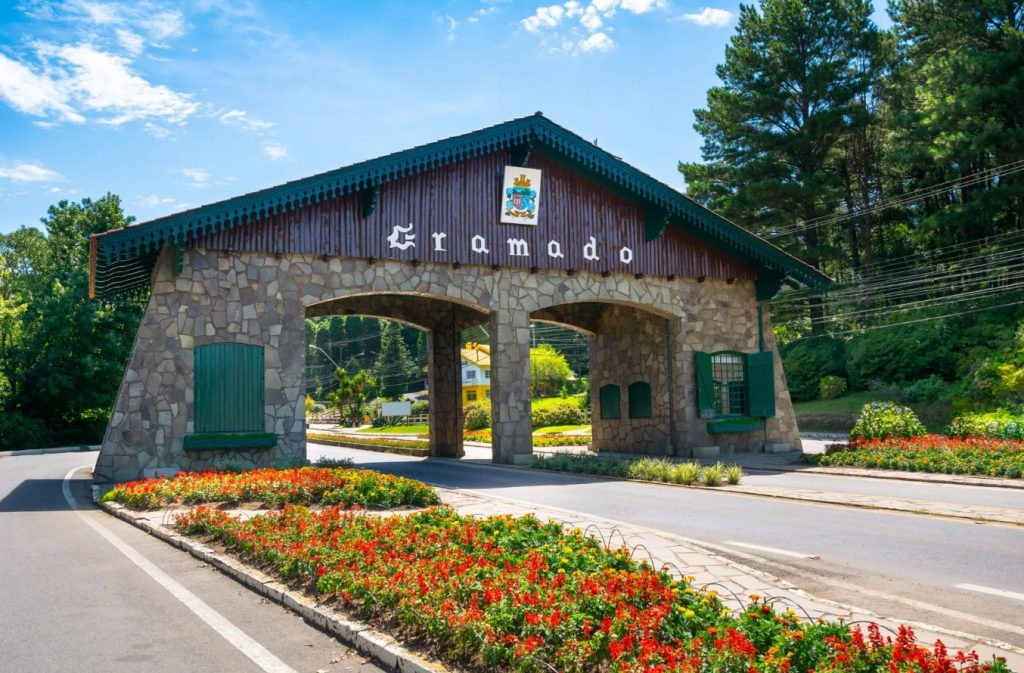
427;322;464;458
489;307;534;464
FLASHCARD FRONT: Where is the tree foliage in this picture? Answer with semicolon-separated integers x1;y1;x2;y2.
0;195;143;448
327;369;377;427
530;343;572;398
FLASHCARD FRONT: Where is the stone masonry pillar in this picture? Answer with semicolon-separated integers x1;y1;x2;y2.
427;323;464;458
489;307;533;464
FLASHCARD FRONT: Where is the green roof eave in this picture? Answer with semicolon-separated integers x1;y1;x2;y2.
91;113;830;298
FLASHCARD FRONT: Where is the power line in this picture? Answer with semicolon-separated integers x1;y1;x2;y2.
764;158;1024;239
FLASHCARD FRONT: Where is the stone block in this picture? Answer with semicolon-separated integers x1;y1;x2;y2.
692;446;720;458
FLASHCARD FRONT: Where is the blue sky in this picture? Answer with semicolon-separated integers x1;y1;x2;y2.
0;1;890;235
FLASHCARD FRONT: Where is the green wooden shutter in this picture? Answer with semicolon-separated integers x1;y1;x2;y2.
694;352;715;419
746;351;776;418
628;381;652;419
599;384;621;420
195;343;265;433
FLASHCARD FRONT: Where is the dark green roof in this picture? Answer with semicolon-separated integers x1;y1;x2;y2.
91;113;829;298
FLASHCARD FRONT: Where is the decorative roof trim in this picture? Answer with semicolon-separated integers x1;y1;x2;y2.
91;113;830;298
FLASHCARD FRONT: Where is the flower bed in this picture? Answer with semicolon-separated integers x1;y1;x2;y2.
465;430;592;447
308;432;430;450
535;454;743;486
100;466;441;509
809;435;1024;478
175;505;1007;673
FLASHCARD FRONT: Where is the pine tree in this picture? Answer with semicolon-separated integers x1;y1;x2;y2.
680;0;884;331
374;320;416;400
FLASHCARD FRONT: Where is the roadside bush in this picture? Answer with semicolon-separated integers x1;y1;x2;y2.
850;401;926;440
531;399;587;428
818;375;847;400
780;337;846;402
949;410;1024;440
463;402;490;431
0;410;52;450
846;322;956;389
900;375;950;404
410;399;429;416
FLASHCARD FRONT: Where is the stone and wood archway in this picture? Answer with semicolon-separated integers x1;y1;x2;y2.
89;114;829;483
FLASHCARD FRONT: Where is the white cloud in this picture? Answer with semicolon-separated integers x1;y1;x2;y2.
116;29;145;55
442;15;458;41
521;4;566;32
0;161;64;182
261;140;287;160
620;0;666;12
138;9;186;42
0;53;84;122
467;7;497;23
679;7;734;27
520;0;666;53
38;42;198;125
579;32;614;51
136;194;187;211
182;167;209;186
219;109;274;132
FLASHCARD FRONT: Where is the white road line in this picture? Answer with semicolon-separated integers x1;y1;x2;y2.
724;541;821;560
956;583;1024;602
62;466;298;673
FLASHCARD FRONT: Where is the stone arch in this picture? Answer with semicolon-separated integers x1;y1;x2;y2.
305;291;491;459
529;299;680;455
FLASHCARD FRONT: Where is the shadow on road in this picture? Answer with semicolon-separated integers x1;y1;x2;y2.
0;478;78;512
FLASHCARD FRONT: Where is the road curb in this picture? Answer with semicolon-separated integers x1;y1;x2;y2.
0;445;99;458
99;501;451;673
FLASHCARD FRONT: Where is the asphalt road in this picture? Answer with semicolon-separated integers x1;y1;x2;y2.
0;451;386;673
309;444;1024;651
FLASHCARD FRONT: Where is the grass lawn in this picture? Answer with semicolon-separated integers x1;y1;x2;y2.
533;424;591;435
356;424;429;435
794;391;952;434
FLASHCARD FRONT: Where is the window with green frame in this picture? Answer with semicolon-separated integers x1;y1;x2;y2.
194;343;265;433
695;350;775;419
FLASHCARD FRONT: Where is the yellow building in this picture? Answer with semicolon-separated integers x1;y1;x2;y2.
461;342;491;406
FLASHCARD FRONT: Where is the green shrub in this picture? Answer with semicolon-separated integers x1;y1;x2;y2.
780;337;846;402
0;410;52;450
463;402;491;431
532;400;587;428
701;463;724;486
724;464;744;485
849;401;927;440
846;322;956;389
900;375;950;403
670;462;701;485
949;410;1024;440
410;399;429;416
818;375;847;400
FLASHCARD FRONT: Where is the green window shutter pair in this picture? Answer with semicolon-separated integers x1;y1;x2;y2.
694;350;775;418
194;343;265;433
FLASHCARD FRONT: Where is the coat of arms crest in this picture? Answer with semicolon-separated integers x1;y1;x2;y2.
500;166;542;225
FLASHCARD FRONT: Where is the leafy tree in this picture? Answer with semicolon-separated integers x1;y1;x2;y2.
328;368;377;427
0;195;143;447
530;343;571;398
374;319;417;400
681;0;884;331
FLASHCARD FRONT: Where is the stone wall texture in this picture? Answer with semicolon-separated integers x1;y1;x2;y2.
95;247;801;483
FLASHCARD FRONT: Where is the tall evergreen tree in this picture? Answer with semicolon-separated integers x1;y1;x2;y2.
680;0;884;331
887;0;1024;247
374;319;416;400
